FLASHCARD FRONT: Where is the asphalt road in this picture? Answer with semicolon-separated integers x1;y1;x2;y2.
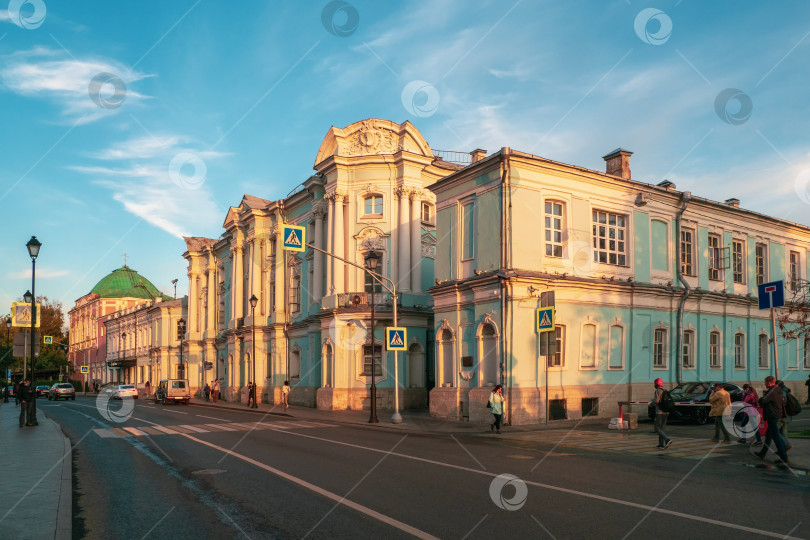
39;396;810;539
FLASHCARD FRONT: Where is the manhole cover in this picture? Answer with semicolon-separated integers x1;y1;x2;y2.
192;469;227;475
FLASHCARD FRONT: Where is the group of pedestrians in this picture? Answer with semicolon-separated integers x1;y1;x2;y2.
653;375;798;466
17;378;36;427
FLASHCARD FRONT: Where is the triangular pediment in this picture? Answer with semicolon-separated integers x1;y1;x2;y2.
314;118;434;167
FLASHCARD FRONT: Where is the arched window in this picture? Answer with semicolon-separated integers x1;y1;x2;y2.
437;327;454;387
734;333;746;368
290;348;301;380
758;333;769;368
478;322;499;386
709;331;722;368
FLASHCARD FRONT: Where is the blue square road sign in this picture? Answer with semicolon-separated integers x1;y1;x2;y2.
758;280;785;310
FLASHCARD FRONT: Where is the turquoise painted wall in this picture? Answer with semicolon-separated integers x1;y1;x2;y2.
651;220;669;273
770;241;786;282
477;188;501;272
723;231;734;292
634;211;650;283
698;227;709;289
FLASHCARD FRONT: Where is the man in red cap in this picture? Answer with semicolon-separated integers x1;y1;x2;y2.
652;378;672;449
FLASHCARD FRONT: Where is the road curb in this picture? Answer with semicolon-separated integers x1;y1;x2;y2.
54;417;72;540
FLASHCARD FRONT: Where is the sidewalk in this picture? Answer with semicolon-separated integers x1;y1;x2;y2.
0;400;71;540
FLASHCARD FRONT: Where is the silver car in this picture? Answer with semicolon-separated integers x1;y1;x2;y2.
48;383;76;401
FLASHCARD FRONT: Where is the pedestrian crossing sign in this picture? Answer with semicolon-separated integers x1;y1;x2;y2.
81;366;89;374
43;335;53;344
282;224;306;252
386;327;407;351
535;307;555;333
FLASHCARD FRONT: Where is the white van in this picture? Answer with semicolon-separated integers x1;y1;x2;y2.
154;379;191;405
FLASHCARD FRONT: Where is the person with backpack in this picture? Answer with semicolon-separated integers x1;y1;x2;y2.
778;380;798;454
709;383;732;443
651;378;672;449
738;384;763;445
756;376;789;466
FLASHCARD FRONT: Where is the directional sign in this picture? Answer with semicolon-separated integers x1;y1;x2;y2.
281;224;306;252
758;280;785;310
43;335;53;344
535;307;555;333
386;327;407;351
80;366;89;374
204;361;214;370
11;302;41;327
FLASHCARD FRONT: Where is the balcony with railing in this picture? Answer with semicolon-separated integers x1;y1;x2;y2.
336;292;392;308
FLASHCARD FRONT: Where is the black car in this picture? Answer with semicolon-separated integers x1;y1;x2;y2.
35;385;50;397
648;381;744;424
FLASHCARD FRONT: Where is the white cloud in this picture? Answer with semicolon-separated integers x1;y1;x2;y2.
9;268;69;279
0;48;151;124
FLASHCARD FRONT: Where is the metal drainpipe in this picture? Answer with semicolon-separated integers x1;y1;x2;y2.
500;147;512;423
675;191;692;386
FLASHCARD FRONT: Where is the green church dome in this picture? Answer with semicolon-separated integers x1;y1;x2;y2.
90;266;170;300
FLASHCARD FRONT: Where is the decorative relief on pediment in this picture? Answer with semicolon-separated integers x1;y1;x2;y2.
355;227;387;252
346;120;399;156
421;233;436;259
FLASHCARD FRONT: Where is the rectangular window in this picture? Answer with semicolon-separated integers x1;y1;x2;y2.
362;344;382;376
805;337;810;369
462;203;475;260
544;326;565;367
734;333;745;368
364;270;382;294
364;196;383;215
682;330;695;368
790;251;800;292
653;328;667;368
758;334;769;368
592;210;627;266
288;275;301;314
732;240;745;284
708;235;722;281
421;203;433;224
755;243;767;285
709;331;721;368
544;201;564;258
680;229;694;276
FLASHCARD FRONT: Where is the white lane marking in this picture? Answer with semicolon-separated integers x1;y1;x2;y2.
123;427;147;437
196;415;231;422
179;424;210;433
227;426;803;539
164;409;188;414
207;424;237;431
153;425;179;434
179;433;439;540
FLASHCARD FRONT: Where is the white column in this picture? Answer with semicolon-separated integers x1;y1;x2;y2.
326;196;335;294
398;188;411;292
274;234;285;318
188;272;198;334
251;237;261;322
410;191;422;293
234;246;244;320
313;208;324;300
207;263;216;336
334;194;345;294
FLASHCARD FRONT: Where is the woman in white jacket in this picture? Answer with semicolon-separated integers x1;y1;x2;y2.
489;384;505;434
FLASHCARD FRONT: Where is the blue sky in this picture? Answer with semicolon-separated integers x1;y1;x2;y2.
2;0;810;319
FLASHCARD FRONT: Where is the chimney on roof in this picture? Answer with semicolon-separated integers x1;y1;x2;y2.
470;149;487;163
725;198;740;208
602;148;633;180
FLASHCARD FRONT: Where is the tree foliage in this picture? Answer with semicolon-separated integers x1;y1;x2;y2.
776;279;810;342
1;296;68;376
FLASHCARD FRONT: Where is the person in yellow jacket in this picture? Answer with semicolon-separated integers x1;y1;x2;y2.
709;383;732;443
489;384;505;434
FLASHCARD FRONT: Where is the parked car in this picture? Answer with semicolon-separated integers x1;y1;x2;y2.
36;385;50;397
113;384;139;400
48;383;76;401
648;381;744;424
154;379;190;405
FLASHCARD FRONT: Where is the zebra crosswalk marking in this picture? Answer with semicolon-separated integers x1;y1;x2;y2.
93;419;337;439
179;424;209;433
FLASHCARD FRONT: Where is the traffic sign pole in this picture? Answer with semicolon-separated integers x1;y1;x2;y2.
758;281;785;380
771;307;780;380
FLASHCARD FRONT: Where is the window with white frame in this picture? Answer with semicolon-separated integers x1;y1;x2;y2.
755;243;767;285
805;337;810;369
680;229;695;276
581;323;597;368
790;251;801;292
547;326;565;367
708;234;725;281
421;202;434;225
734;333;745;368
288;273;301;314
592;210;627;266
362;344;383;376
733;240;745;284
544;201;564;258
682;330;695;368
709;331;721;368
363;195;383;216
758;333;769;368
461;202;475;260
653;328;667;368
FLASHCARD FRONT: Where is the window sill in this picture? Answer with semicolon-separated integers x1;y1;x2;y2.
653;366;669;370
607;366;624;370
709;365;723;369
421;220;435;227
361;214;383;220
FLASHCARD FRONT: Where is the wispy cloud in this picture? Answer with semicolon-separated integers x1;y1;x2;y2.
9;268;69;279
73;134;228;238
0;48;150;124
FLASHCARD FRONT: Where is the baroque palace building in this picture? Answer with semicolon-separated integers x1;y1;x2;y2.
180;118;810;425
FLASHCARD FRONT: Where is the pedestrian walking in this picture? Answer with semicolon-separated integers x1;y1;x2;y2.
756;376;789;465
204;382;210;401
282;380;291;409
489;384;505;434
777;381;793;455
738;384;763;445
19;378;34;427
709;383;732;443
211;379;220;403
145;380;151;398
246;381;255;407
805;374;810;405
652;378;672;449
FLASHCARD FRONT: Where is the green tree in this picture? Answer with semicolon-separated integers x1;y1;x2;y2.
0;296;67;379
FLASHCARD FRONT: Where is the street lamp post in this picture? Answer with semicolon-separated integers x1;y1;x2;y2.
171;279;178;300
120;332;126;384
365;251;380;424
249;294;258;408
27;235;41;425
4;317;9;402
